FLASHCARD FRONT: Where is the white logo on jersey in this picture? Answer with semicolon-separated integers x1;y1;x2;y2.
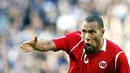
99;61;107;69
84;54;89;64
82;48;89;64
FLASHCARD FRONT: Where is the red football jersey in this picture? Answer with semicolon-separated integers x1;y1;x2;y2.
53;31;130;73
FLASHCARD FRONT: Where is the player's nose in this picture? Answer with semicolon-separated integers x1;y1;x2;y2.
84;33;90;42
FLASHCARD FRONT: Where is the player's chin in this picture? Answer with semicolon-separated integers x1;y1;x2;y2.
87;47;97;53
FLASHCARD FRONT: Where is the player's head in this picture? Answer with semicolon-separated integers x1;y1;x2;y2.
81;15;105;53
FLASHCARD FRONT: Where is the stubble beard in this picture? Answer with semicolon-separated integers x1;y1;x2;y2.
86;45;98;53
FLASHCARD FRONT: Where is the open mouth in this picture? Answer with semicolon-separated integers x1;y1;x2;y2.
86;43;92;48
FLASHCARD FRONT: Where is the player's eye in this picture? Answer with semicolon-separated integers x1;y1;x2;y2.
89;30;96;34
82;29;87;33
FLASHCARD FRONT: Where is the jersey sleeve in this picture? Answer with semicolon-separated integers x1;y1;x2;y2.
115;52;130;73
52;31;82;53
53;36;69;52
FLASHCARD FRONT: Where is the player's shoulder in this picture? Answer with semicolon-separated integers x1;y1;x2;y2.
106;39;123;53
66;30;81;36
65;30;82;40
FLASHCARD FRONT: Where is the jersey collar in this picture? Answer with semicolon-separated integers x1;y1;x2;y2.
100;39;107;52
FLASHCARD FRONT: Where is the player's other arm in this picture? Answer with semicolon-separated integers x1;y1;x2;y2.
116;52;130;73
20;35;57;52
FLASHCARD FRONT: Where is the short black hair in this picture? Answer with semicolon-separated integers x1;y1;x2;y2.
84;15;104;28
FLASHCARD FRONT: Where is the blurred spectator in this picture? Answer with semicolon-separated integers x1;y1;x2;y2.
112;4;129;25
0;0;130;73
124;12;130;40
0;8;10;73
11;11;44;73
56;14;77;36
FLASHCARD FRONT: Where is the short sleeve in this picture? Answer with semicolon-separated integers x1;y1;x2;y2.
52;31;82;53
53;36;69;51
116;52;130;73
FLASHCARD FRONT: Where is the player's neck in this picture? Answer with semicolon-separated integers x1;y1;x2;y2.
92;38;104;54
97;38;104;52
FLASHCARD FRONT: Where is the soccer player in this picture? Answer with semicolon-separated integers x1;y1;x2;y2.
20;15;130;73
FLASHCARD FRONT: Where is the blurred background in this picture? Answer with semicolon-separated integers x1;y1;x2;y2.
0;0;130;73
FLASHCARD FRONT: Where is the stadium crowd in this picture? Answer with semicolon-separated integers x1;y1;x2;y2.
0;0;130;73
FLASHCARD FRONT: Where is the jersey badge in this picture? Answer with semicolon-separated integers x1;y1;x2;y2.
99;61;107;69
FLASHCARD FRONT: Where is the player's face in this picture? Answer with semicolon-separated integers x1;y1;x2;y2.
81;21;104;53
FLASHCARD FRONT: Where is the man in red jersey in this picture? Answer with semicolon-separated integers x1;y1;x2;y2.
20;15;130;73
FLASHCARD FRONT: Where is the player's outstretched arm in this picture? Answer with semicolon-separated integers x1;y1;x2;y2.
20;35;57;52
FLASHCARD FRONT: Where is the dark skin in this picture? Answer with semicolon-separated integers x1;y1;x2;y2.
20;20;105;54
82;21;105;53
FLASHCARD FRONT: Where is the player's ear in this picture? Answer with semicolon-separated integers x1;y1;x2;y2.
101;28;105;34
101;28;105;37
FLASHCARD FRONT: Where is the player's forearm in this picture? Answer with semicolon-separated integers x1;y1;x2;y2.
34;40;56;52
34;40;49;52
